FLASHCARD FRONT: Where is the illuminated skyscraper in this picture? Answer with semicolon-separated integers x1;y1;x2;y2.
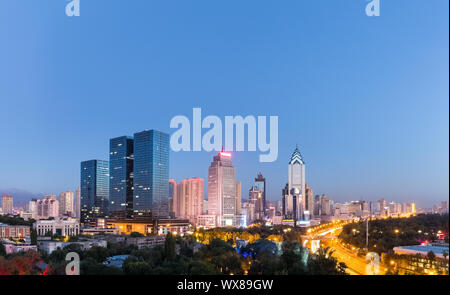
80;160;110;223
305;184;314;219
249;186;264;220
208;151;241;227
283;146;306;221
254;173;266;217
109;136;134;217
133;130;169;218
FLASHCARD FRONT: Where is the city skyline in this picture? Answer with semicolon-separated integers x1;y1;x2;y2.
0;1;448;208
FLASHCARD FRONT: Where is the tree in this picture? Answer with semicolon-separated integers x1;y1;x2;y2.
0;242;6;257
130;232;144;238
164;233;176;261
188;260;219;275
30;229;37;245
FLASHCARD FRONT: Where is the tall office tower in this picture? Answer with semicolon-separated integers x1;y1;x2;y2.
59;190;74;217
370;201;381;215
281;183;289;217
320;194;331;216
242;201;256;226
175;178;204;224
284;146;306;221
314;194;321;216
36;195;59;219
29;199;37;219
133;130;170;218
254;173;266;216
249;186;264;220
109;136;134;217
235;182;242;216
379;198;387;215
169;179;178;218
305;184;314;218
80;160;110;224
75;187;81;219
1;194;13;214
208;151;240;227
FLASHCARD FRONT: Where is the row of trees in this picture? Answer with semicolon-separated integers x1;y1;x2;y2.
339;214;449;254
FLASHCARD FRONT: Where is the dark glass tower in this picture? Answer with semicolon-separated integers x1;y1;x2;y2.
133;130;169;218
80;160;109;224
254;172;266;217
109;136;134;217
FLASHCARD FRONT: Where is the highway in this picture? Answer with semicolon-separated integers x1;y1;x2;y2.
304;221;385;275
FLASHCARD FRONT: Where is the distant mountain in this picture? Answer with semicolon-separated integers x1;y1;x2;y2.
0;188;44;208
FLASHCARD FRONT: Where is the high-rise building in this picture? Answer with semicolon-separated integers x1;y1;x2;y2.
109;136;134;217
80;160;110;224
249;186;264;220
208;151;241;227
283;146;306;221
254;173;266;216
305;184;314;218
133;130;170;218
320;194;331;216
313;194;321;216
242;201;256;226
36;195;59;219
75;187;81;219
173;178;204;224
169;179;178;218
59;190;74;217
1;194;13;215
29;199;37;219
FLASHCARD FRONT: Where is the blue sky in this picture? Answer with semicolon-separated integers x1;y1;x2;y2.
0;0;448;207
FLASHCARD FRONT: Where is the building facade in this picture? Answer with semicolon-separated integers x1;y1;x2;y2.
59;190;74;217
75;187;81;219
0;223;30;238
133;130;170;218
80;160;110;223
254;173;266;217
1;194;13;215
109;136;134;217
34;218;80;236
207;151;241;227
283;147;306;222
173;177;204;224
36;195;59;219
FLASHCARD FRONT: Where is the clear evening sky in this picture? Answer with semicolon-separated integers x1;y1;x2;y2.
0;0;448;207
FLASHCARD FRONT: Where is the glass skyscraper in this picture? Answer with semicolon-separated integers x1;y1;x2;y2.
80;160;109;223
109;136;134;217
133;130;169;218
254;172;266;217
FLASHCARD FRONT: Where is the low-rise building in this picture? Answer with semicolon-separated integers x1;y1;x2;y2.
37;239;107;254
0;223;31;238
34;218;80;236
196;215;217;229
106;217;189;236
125;235;166;249
81;227;121;236
2;241;37;254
